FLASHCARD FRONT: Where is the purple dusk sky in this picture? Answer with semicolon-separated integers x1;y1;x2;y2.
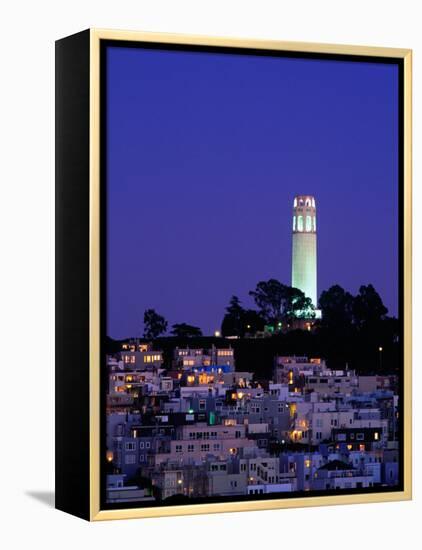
105;45;399;339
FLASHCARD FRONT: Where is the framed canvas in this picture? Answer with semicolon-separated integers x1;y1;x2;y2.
55;29;412;521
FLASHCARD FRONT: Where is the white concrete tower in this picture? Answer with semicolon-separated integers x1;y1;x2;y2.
291;195;317;307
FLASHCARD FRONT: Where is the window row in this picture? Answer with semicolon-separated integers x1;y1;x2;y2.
293;215;316;232
124;441;151;451
175;443;221;453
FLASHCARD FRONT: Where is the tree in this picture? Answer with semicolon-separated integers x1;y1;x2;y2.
249;279;314;325
221;295;246;337
319;284;354;328
226;295;243;318
143;309;168;339
171;323;203;337
242;309;266;334
249;279;286;324
283;286;315;322
353;284;388;327
317;285;355;367
221;297;266;337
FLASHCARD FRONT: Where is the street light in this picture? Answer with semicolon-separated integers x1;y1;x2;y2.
378;346;383;371
214;330;221;337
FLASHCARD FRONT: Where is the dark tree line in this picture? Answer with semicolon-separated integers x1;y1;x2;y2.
142;280;395;343
318;283;389;330
218;280;399;374
142;279;314;340
221;296;265;338
316;283;399;373
107;281;398;376
221;280;394;336
143;309;202;339
222;279;314;337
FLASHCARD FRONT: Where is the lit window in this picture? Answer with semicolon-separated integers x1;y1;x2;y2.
312;198;315;207
294;198;297;207
306;216;312;232
297;216;303;232
293;215;296;231
313;217;316;232
374;432;379;441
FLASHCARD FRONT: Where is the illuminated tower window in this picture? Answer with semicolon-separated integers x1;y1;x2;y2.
297;216;303;232
294;198;297;207
293;215;296;231
313;217;316;232
306;215;312;232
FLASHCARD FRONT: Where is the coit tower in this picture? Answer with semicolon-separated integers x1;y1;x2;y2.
291;195;317;307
